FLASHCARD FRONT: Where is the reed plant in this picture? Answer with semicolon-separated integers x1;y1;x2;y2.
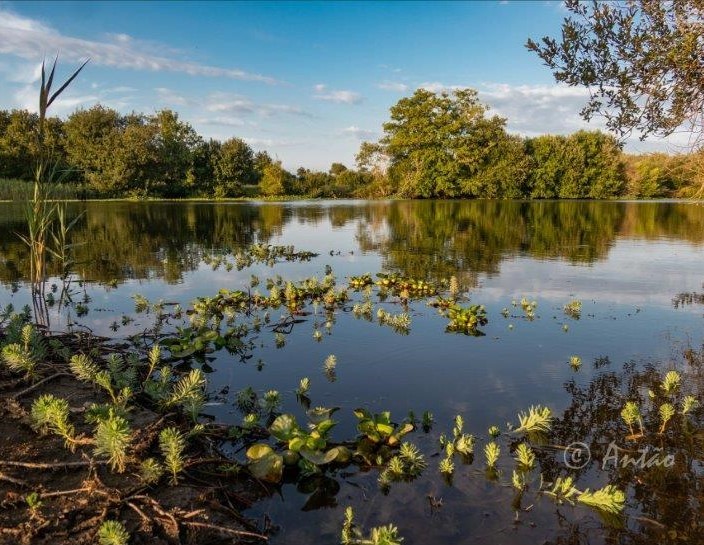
19;57;87;321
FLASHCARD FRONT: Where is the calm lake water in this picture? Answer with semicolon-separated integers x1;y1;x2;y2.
1;199;703;544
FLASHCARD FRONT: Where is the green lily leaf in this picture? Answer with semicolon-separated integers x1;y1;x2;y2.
246;443;273;461
270;414;299;441
299;447;338;465
248;451;283;483
288;436;306;452
314;418;336;436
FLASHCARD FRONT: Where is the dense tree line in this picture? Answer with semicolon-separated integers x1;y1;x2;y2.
0;92;701;200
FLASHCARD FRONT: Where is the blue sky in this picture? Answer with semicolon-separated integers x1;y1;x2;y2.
0;1;678;170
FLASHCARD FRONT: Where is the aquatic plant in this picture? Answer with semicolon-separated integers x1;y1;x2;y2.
520;297;538;320
514;405;553;434
658;403;676;433
93;409;131;473
446;304;488;334
563;299;582;319
97;520;130;545
569;355;582;370
349;273;373;289
621;401;644;437
354;408;414;447
544;476;626;515
324;354;337;381
159;427;186;485
1;323;45;379
296;377;311;396
421;411;434;432
512;469;527;491
514;443;536;469
488;425;501;438
577;485;626;515
30;394;80;451
376;308;411;332
439;456;454;476
682;395;699;415
484;442;500;468
660;370;681;396
139;458;164;484
341;506;403;545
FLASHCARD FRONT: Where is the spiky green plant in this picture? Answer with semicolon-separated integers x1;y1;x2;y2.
261;389;281;413
421;411;433;431
515;405;553;434
296;377;311;396
1;324;45;379
514;443;536;469
94;410;131;472
577;485;626;514
658;403;676;434
97;520;130;545
159;427;186;485
488;425;501;438
484;442;500;468
163;368;206;420
621;401;644;436
512;469;526;491
545;475;580;503
139;458;164;484
341;506;403;545
30;394;79;450
455;433;475;455
439;456;454;475
682;395;699;415
398;442;427;476
661;370;681;396
569;355;582;370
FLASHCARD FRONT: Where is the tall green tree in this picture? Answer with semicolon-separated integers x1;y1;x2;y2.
151;109;201;197
212;137;255;197
259;161;292;196
366;88;523;198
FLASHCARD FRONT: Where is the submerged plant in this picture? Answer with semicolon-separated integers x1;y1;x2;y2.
512;469;527;491
563;299;582;319
484;442;500;468
658;403;676;433
341;506;403;545
621;401;644;437
514;405;553;434
569;355;582;370
514;443;536;469
682;395;699;415
576;485;626;515
488;425;501;438
296;377;311;397
660;370;681;396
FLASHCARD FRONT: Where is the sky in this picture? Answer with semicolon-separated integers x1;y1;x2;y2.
0;0;684;171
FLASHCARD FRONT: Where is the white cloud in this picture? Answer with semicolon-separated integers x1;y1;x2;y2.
155;87;189;106
477;82;598;136
341;126;375;140
313;85;363;105
243;137;306;148
419;81;466;93
0;8;279;84
377;81;408;92
194;116;246;127
204;93;311;117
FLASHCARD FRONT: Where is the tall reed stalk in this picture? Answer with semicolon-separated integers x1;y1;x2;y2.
18;57;88;324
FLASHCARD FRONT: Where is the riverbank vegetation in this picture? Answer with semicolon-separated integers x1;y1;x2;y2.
2;89;703;201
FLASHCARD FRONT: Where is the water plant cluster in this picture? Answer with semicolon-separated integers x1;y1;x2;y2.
3;240;704;544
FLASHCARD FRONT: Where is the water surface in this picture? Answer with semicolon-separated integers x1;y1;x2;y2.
1;199;703;544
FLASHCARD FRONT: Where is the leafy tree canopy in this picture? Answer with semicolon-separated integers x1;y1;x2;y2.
527;0;704;145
